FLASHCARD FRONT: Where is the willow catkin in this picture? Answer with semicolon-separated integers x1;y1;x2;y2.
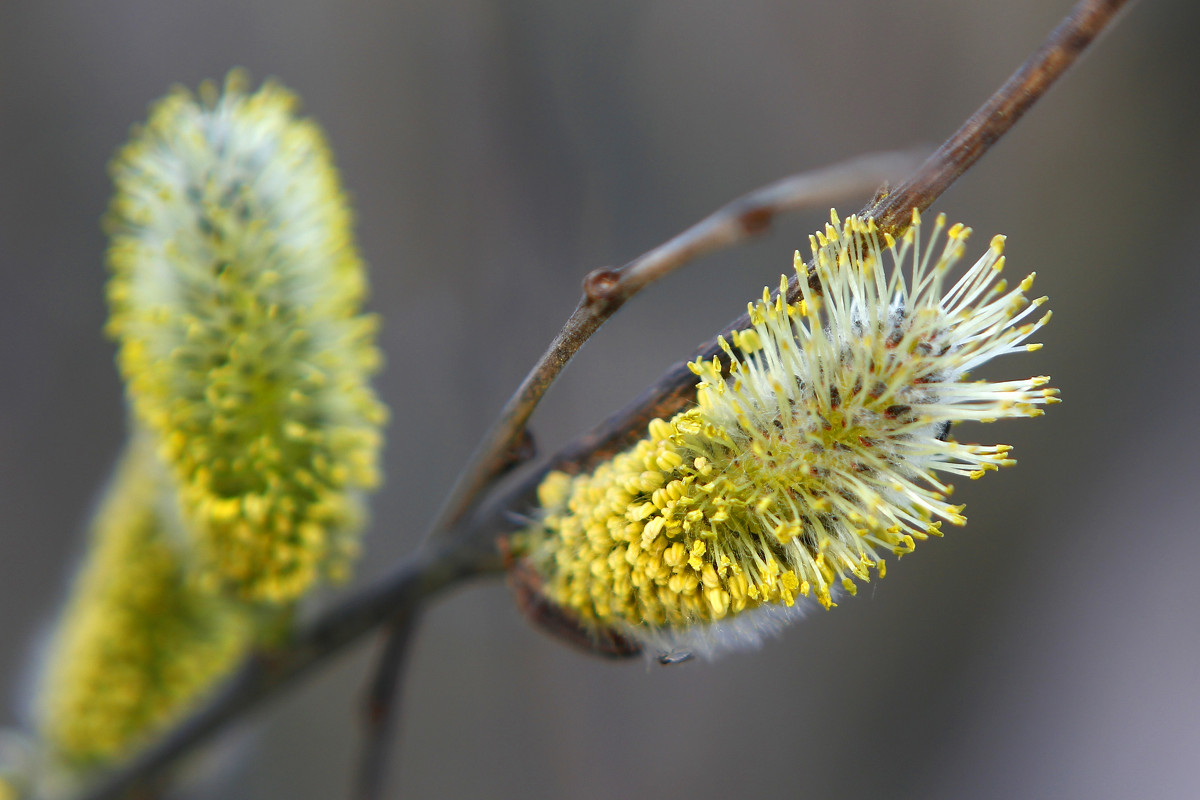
105;72;387;603
517;210;1057;658
37;438;249;767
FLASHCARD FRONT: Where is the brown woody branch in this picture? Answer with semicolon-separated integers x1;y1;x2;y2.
866;0;1131;234
352;603;419;800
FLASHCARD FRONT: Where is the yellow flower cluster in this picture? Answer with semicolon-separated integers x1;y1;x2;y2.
105;72;386;602
532;416;812;627
37;440;249;767
522;210;1057;657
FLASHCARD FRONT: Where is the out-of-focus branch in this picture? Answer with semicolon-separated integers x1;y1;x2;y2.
352;604;418;800
69;2;1132;796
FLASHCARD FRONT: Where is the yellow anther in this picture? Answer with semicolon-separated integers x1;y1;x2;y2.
738;328;763;354
656;449;684;471
628;502;657;522
641;516;666;543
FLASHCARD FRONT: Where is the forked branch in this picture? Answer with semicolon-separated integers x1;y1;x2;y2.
71;1;1132;797
360;150;921;800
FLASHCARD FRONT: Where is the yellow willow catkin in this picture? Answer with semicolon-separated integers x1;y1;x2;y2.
518;210;1058;658
105;72;387;603
36;438;250;768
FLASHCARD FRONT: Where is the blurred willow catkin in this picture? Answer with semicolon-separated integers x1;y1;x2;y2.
104;72;387;603
36;437;250;769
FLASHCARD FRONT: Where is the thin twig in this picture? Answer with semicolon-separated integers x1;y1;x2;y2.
866;0;1132;234
66;2;1132;796
352;605;419;800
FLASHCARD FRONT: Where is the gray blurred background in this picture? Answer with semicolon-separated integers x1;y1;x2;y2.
2;1;1198;798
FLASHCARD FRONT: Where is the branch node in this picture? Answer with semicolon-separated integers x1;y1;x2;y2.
738;206;774;236
507;428;537;469
583;267;621;302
